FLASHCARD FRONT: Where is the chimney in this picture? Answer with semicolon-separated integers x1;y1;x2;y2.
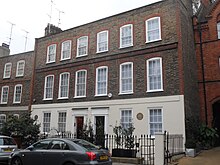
45;23;62;36
0;43;10;57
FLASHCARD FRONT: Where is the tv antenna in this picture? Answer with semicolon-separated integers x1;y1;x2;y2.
47;0;56;33
22;29;29;51
7;21;16;47
56;8;64;27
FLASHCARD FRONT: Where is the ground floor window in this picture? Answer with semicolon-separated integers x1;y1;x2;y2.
149;108;162;135
43;113;51;133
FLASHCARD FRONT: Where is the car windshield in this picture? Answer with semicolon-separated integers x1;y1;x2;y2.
73;139;99;151
0;137;16;145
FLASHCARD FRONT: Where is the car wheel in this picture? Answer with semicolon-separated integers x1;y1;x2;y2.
11;157;23;165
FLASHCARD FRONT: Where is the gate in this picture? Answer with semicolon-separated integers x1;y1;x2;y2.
164;131;184;165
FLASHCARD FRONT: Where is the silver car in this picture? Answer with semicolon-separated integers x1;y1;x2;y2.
9;138;112;165
0;135;17;164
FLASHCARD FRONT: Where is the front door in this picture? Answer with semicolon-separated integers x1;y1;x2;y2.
213;101;220;146
75;117;84;139
95;116;105;147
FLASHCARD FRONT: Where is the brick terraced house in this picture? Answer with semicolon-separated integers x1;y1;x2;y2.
194;0;220;144
0;43;34;129
31;0;200;141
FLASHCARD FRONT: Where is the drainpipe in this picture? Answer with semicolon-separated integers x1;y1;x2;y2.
198;22;208;126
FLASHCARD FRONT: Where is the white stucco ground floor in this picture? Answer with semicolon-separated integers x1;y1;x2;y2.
31;95;185;140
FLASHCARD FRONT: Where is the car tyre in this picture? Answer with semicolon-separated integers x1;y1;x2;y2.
11;157;23;165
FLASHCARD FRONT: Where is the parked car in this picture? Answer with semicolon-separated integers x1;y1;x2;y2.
9;138;112;165
0;135;17;164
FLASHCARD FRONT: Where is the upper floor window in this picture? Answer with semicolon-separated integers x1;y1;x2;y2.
0;114;6;129
97;31;108;53
3;63;12;79
120;24;133;48
44;75;54;100
120;62;133;94
147;57;163;92
1;86;9;104
43;112;51;133
75;70;87;98
46;44;56;63
146;17;161;43
96;66;108;96
77;36;88;57
217;22;220;39
61;40;71;60
58;112;67;132
121;109;133;130
16;60;25;77
13;84;22;103
149;108;163;135
58;72;69;99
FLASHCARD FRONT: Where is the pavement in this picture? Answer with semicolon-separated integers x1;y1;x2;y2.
178;147;220;165
113;147;220;165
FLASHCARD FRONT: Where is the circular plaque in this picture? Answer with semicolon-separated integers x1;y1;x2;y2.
136;113;143;120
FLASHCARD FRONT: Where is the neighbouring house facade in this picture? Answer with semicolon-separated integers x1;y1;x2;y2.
0;44;34;129
31;0;199;141
194;0;220;144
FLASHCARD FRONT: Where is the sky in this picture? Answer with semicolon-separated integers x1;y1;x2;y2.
0;0;161;55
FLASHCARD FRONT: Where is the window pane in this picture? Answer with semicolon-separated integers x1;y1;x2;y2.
47;44;56;63
146;17;160;42
97;31;108;52
1;87;9;103
77;37;88;56
147;58;162;91
62;41;71;60
96;67;107;95
59;73;69;98
120;25;133;48
218;22;220;39
14;85;22;103
120;63;133;93
45;76;54;99
76;71;86;97
4;63;11;78
58;112;66;132
149;109;162;135
43;113;51;132
121;110;132;129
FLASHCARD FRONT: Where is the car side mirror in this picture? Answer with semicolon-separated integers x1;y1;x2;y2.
27;145;34;151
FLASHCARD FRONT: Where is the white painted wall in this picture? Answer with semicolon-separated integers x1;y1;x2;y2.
31;95;185;139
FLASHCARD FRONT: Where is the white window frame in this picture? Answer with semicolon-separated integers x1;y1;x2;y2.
3;63;12;79
44;75;54;100
119;62;133;94
146;57;163;92
16;60;25;77
148;108;163;135
95;66;108;96
43;112;51;133
58;112;67;133
120;24;133;48
61;40;71;61
46;44;56;63
58;72;70;99
0;114;6;129
146;17;161;43
77;36;88;57
217;22;220;39
13;84;22;103
120;109;133;130
75;70;87;98
13;114;19;119
97;30;108;53
1;86;9;104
